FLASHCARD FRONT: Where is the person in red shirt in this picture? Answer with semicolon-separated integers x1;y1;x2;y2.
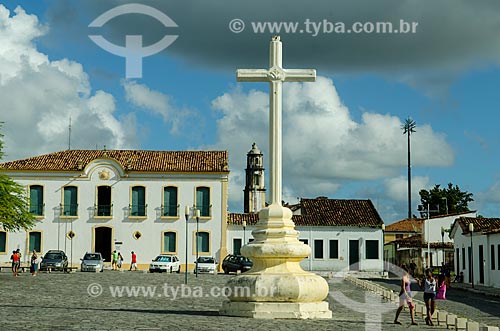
129;251;137;271
11;250;20;277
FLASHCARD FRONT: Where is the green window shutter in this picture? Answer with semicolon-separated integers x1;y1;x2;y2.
198;232;209;253
163;232;176;252
30;185;43;215
163;187;178;216
0;232;6;252
196;187;210;217
64;186;77;216
29;232;41;252
233;238;242;255
132;187;145;216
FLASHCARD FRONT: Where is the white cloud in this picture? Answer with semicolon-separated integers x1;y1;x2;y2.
210;76;453;210
384;176;431;202
0;5;134;161
122;80;192;134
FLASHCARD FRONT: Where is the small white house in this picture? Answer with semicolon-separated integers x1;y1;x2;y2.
0;149;230;270
450;217;500;288
228;197;385;273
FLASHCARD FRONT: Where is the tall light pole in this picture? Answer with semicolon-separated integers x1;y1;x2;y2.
441;226;445;267
184;206;189;285
402;118;416;219
195;209;200;278
469;222;474;289
242;220;247;245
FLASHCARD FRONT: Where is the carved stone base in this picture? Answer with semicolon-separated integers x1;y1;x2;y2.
220;301;332;319
219;204;332;319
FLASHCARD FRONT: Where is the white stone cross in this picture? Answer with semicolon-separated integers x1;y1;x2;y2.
237;36;316;206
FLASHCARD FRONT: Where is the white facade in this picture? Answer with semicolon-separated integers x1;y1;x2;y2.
422;211;477;267
0;152;229;269
227;224;384;272
450;219;500;288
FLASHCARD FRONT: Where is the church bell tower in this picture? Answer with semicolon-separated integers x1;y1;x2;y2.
244;143;266;213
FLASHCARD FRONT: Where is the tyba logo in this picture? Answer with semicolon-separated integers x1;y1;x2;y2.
88;3;178;78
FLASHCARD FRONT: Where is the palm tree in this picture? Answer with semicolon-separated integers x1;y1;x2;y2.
402;118;416;219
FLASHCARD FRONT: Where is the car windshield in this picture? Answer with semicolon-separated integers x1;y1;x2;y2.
198;257;215;263
154;256;171;262
45;253;63;260
83;254;101;260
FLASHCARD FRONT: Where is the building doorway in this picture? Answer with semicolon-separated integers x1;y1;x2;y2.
349;240;360;271
479;245;484;284
94;227;112;262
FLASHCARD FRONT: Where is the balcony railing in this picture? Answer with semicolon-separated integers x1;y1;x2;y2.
161;204;179;217
95;204;113;217
29;203;45;216
129;204;147;217
60;203;78;217
195;204;212;217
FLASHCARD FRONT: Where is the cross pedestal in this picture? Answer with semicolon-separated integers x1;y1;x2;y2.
219;36;332;319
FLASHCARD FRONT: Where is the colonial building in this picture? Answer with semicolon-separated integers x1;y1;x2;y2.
228;197;385;272
0;149;229;269
450;217;500;288
384;211;477;273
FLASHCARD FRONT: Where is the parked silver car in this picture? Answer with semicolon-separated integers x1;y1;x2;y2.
80;252;104;272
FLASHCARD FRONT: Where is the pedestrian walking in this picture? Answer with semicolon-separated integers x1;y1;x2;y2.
30;250;39;276
117;252;123;269
419;268;437;326
111;250;118;270
394;265;418;325
129;251;137;271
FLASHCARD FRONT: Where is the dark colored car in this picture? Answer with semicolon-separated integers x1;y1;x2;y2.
222;254;253;274
40;250;68;271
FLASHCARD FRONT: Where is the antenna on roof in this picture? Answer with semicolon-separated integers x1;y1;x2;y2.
68;116;72;150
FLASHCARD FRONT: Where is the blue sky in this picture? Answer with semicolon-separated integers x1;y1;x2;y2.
1;0;500;224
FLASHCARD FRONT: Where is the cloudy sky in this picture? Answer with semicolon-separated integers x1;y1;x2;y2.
1;0;499;223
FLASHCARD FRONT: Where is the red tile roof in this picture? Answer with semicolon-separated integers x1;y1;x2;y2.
0;150;229;173
229;197;384;228
453;217;500;235
387;234;453;249
385;218;424;233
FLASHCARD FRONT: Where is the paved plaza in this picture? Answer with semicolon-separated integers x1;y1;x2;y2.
0;270;499;330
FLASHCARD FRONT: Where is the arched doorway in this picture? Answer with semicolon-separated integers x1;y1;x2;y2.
94;227;112;262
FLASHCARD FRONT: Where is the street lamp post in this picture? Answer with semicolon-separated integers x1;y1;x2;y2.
184;206;189;285
195;209;200;278
242;220;247;245
469;222;474;288
441;226;445;267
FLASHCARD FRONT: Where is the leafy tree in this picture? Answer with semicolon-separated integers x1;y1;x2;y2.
419;183;474;217
0;123;35;231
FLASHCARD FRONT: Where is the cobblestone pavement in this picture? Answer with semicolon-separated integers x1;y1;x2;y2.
0;270;489;331
370;278;500;328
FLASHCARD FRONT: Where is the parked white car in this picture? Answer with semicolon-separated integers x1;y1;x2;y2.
195;256;218;274
149;254;181;273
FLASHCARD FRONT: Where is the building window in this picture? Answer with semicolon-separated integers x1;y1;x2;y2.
233;238;242;255
498;245;500;271
491;245;496;270
96;186;112;217
163;232;176;253
329;240;339;259
196;232;210;253
163;186;178;217
29;231;42;252
62;186;78;216
365;240;379;259
131;186;146;217
0;231;6;253
29;185;44;216
462;247;466;270
196;187;211;217
314;240;324;259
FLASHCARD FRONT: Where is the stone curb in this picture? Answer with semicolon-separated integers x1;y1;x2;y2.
344;276;499;331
